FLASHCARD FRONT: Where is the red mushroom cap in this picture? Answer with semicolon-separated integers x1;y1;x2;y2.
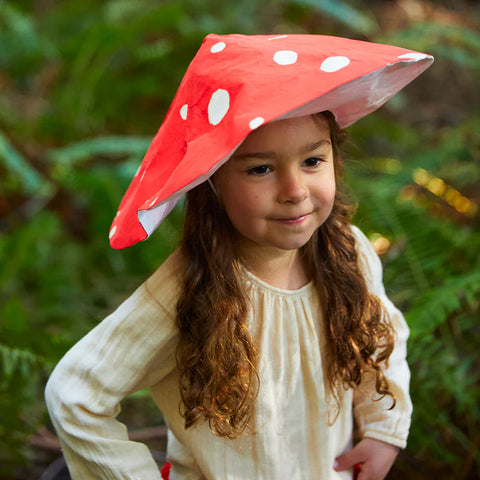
109;33;433;249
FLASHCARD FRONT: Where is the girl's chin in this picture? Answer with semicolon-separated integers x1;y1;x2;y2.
253;236;315;253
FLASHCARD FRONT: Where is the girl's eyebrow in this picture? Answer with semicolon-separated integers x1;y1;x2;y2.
231;151;275;161
232;139;331;162
308;139;331;151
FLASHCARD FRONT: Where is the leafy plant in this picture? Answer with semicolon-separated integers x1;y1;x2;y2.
345;110;480;477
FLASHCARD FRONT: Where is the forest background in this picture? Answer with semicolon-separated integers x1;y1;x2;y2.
0;0;479;478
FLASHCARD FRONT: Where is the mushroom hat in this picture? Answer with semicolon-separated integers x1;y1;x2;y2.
109;33;433;249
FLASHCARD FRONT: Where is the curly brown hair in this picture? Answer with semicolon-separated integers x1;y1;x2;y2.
176;111;395;439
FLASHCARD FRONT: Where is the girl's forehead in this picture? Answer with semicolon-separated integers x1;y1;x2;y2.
236;115;331;152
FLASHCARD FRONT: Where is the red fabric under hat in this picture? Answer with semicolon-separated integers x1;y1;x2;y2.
109;33;433;249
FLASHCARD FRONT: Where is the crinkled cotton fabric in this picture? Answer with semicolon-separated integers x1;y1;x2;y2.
45;226;412;480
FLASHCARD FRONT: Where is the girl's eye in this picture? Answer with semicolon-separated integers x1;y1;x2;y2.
302;157;324;167
247;165;270;175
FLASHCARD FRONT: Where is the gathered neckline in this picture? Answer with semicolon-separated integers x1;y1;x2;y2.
241;266;315;297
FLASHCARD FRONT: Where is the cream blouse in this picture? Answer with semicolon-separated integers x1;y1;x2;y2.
45;226;412;480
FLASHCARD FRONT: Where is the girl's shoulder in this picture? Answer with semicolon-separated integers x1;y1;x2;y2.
349;223;371;246
143;248;185;307
349;224;384;293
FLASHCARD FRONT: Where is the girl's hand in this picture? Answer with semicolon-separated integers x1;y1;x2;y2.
333;438;400;480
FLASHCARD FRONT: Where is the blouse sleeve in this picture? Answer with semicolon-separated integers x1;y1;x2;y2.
45;252;182;479
350;225;413;449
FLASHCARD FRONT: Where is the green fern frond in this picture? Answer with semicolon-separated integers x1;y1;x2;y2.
377;23;480;70
286;0;378;35
0;130;54;197
407;271;480;339
47;136;151;165
0;344;52;383
0;1;38;62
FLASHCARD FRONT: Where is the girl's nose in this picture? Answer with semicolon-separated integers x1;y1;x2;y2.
277;170;308;204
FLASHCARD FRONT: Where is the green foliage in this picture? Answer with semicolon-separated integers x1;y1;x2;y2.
0;131;53;197
0;0;479;478
407;271;480;340
0;343;49;381
377;22;480;70
345;110;480;477
286;0;378;35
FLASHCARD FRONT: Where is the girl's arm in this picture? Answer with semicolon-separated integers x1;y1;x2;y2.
333;226;412;479
350;225;413;449
45;253;181;480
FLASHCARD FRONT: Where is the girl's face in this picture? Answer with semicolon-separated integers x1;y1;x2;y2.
213;115;336;258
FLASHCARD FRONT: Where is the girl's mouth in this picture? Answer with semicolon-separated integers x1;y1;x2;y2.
274;213;310;225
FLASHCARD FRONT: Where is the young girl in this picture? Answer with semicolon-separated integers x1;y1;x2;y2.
45;34;433;480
